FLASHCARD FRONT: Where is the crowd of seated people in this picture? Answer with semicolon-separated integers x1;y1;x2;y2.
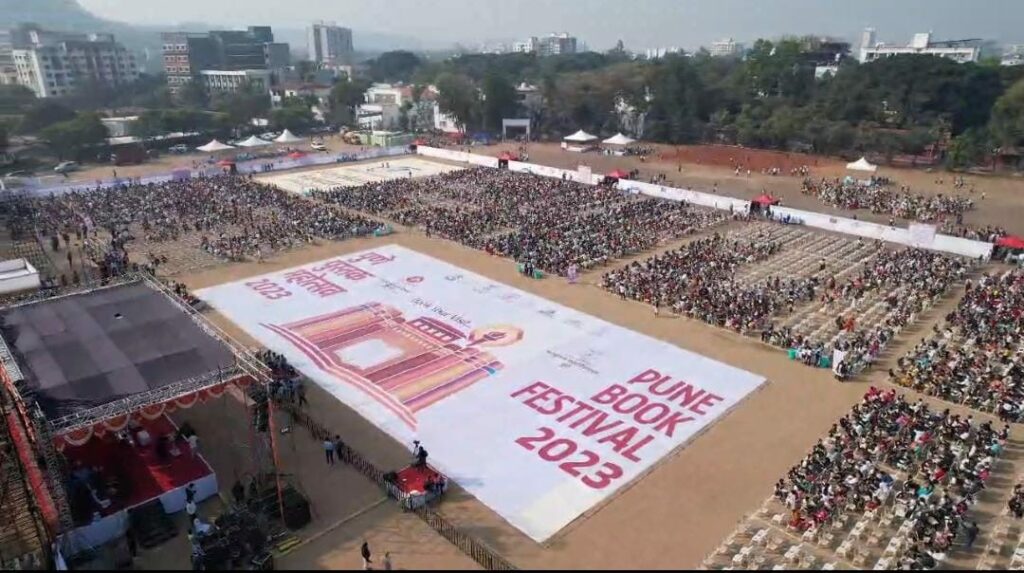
767;249;971;376
774;387;1007;568
314;168;727;275
801;178;974;224
15;175;381;272
891;270;1024;419
601;230;795;332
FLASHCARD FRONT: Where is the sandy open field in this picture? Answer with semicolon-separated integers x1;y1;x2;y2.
258;156;462;194
36;148;1024;570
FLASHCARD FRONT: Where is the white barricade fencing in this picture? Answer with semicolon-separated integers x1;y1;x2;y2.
769;206;992;259
417;145;499;168
618;180;751;212
414;147;994;259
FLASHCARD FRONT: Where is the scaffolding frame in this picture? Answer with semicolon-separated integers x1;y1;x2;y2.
0;271;286;550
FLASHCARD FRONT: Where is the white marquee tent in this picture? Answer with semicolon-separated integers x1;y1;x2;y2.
237;135;272;148
563;130;598;143
846;157;878;173
274;129;304;144
196;139;235;152
603;133;636;146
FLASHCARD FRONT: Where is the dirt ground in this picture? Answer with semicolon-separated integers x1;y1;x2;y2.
45;146;1024;570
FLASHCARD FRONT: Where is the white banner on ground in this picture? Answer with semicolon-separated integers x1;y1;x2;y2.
197;246;765;541
908;223;938;249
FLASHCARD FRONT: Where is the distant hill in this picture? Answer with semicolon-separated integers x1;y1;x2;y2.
1;0;447;70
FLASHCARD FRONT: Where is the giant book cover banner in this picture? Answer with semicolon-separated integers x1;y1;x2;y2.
197;245;766;541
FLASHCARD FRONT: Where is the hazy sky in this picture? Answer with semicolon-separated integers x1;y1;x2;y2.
77;0;1024;50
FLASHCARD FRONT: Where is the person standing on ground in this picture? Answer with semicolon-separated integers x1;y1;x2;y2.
334;435;345;464
361;541;372;570
323;437;335;465
964;521;979;549
382;552;392;570
187;433;200;458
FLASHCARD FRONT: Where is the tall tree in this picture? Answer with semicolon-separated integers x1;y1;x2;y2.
212;82;271;129
369;51;423;82
0;85;36;115
270;100;315;132
991;78;1024;149
435;72;478;131
176;81;210;109
17;100;75;134
480;71;517;131
947;127;993;168
39;113;108;160
329;77;371;126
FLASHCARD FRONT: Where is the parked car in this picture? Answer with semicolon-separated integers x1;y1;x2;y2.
310;141;327;152
259;131;280;141
169;144;190;154
54;161;79;174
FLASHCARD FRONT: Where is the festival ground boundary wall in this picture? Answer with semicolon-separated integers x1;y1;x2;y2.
415;146;993;260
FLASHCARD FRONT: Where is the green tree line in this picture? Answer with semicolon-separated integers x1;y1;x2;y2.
370;40;1024;166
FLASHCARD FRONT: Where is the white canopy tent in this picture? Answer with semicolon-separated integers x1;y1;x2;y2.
237;135;272;148
602;133;635;146
196;139;235;152
846;157;878;173
563;130;598;143
274;129;304;144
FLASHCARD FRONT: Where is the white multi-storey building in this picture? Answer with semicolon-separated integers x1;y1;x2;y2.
858;29;980;64
709;38;743;58
1003;45;1024;67
199;69;272;93
512;37;538;54
538;33;577;56
644;47;682;60
513;33;577;56
11;28;138;98
307;22;353;66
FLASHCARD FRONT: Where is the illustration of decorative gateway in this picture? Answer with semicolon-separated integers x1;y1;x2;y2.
263;303;513;427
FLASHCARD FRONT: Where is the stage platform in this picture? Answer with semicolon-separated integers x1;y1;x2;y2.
0;280;237;422
61;414;218;554
64;414;213;520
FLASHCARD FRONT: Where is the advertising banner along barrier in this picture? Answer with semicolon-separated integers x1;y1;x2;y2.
197;245;766;541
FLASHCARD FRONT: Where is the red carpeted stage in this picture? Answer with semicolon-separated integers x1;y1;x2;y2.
63;415;213;520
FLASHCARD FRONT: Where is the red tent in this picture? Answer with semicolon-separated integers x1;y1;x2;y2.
412;139;426;146
752;194;780;206
498;151;519;161
288;151;306;160
996;235;1024;250
607;169;630;179
216;159;235;167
